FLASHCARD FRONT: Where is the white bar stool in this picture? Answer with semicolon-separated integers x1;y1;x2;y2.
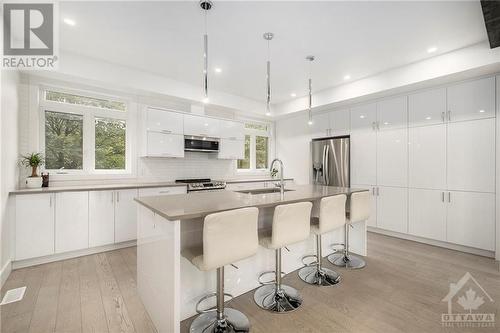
253;201;312;313
328;191;370;269
298;194;346;286
182;207;259;333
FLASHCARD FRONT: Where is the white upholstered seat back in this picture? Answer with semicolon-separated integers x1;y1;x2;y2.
203;207;259;270
349;191;371;223
271;202;312;248
318;194;347;234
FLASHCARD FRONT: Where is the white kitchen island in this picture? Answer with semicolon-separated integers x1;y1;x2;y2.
134;184;369;333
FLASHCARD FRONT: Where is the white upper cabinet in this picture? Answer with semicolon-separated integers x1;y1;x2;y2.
350;103;377;131
446;191;495;251
89;190;115;247
115;189;139;243
447;77;495;122
329;109;350;136
376;186;407;234
408;88;446;127
184;114;221;137
55;191;89;253
447;118;495;193
408;188;446;242
146;109;184;134
408;124;446;190
377;96;407;130
219;120;244;140
146;132;184;158
310;112;330;138
15;193;55;260
376;128;408;187
218;138;244;160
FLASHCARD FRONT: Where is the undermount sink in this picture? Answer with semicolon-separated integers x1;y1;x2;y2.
235;188;295;195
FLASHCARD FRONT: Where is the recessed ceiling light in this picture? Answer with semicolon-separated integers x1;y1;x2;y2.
63;18;76;26
266;112;272;116
344;75;351;80
214;67;222;73
290;93;296;97
359;115;365;119
425;116;432;120
383;122;389;125
427;46;437;53
308;120;313;125
479;109;485;113
202;97;209;104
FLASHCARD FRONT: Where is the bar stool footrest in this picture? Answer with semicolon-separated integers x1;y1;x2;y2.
258;270;286;285
301;254;318;267
195;292;234;314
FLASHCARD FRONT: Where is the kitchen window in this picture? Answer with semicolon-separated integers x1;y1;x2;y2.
39;87;131;176
237;122;271;172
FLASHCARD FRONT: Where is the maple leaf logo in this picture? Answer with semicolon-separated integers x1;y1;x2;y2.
457;288;485;313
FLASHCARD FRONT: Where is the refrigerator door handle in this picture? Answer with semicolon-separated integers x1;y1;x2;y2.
324;145;330;186
321;144;327;185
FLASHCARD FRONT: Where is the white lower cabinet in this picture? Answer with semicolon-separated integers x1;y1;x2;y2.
218;138;244;160
115;189;139;243
89;190;115;247
446;191;495;251
15;193;55;260
409;188;446;241
376;186;407;234
55;191;89;253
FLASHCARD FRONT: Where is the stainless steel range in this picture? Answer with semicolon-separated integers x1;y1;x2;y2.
175;178;226;192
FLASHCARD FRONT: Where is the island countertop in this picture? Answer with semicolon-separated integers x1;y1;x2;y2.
134;184;368;220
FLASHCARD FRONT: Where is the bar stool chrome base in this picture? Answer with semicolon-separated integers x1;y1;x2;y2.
190;308;250;333
253;284;302;313
298;266;341;286
327;252;366;269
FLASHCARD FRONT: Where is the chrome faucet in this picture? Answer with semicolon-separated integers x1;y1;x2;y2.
270;158;285;199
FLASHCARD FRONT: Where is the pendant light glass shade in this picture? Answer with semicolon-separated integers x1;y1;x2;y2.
263;32;274;116
200;1;212;104
306;55;315;125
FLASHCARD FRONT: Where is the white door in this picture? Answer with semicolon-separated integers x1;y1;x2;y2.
15;193;55;260
376;186;407;233
408;124;446;189
115;189;138;243
184;114;221;137
351;131;377;185
447;118;495;193
89;190;115;247
376;128;408;187
446;191;495;251
350;103;377;131
218;138;244;160
55;191;89;253
377;96;407;130
145;109;184;134
408;88;446;127
447;77;495;122
329;109;350;136
146;132;184;158
408;188;446;241
219;120;244;140
310;112;330;138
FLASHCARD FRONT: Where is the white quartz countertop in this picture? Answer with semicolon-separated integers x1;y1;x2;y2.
135;184;368;220
10;178;293;195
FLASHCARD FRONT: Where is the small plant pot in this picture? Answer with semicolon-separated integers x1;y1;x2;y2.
26;177;43;189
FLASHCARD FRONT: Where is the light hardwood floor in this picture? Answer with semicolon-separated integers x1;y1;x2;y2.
1;233;499;333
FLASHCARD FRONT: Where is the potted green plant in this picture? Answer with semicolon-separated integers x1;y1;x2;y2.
20;152;45;188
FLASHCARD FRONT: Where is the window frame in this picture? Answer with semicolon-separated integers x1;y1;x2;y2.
38;85;132;177
237;121;272;174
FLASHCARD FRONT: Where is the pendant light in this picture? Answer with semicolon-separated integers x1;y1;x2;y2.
263;32;274;116
200;0;212;104
306;55;315;125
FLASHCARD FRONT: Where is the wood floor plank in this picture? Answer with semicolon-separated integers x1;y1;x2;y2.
28;261;63;333
55;258;82;333
107;250;156;333
79;255;109;333
94;252;135;333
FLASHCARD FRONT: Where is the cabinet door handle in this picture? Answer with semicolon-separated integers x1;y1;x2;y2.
447;110;451;122
376;187;380;196
441;112;445;122
448;192;451;203
371;122;376;131
111;192;114;203
159;190;170;194
377;122;380;130
49;195;52;207
441;192;445;202
116;191;120;203
372;187;375;195
161;130;172;134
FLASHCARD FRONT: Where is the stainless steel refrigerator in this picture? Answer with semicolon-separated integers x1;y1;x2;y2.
311;136;350;187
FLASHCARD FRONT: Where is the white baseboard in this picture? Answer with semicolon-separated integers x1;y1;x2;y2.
0;260;12;288
368;227;495;258
12;241;136;270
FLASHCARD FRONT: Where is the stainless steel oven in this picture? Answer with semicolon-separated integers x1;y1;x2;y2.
184;136;219;153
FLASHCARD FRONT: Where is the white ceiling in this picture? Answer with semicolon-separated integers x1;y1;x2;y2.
60;1;487;104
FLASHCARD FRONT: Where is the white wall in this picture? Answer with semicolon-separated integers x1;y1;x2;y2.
1;71;20;285
275;112;311;185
